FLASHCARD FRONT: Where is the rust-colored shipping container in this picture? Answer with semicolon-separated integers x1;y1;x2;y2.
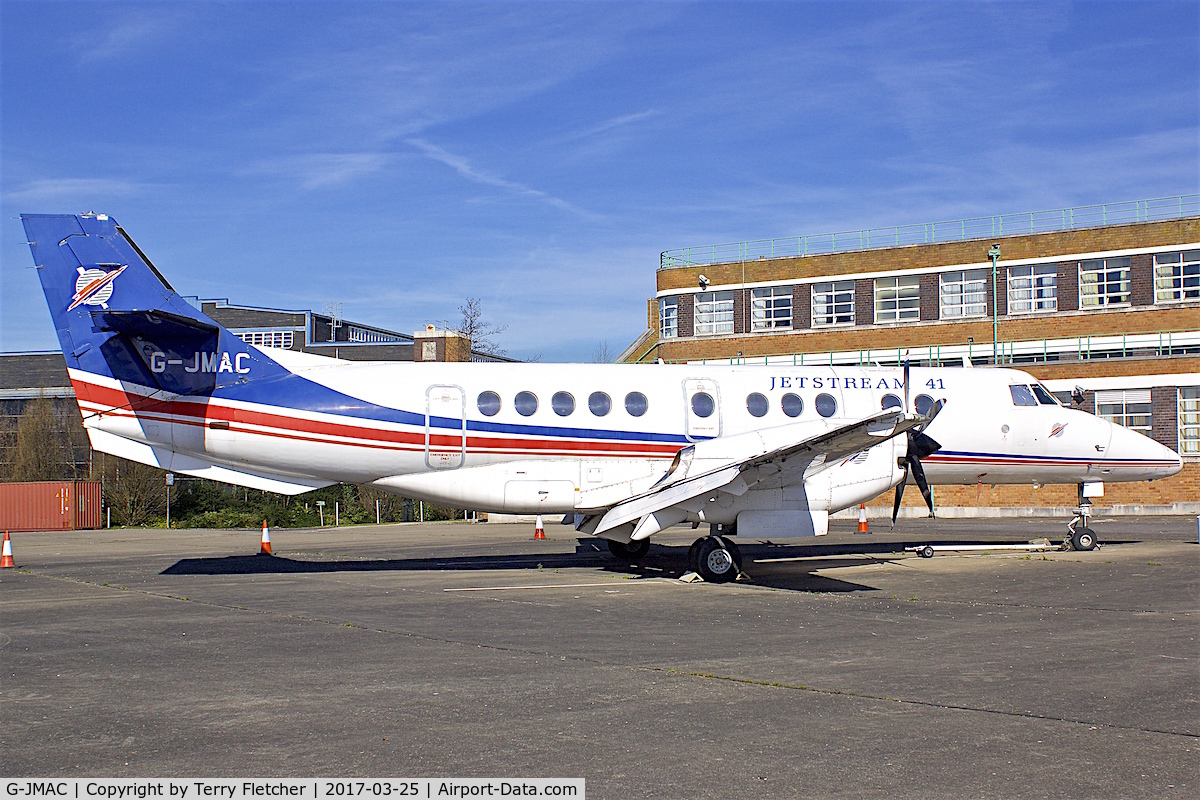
0;481;103;532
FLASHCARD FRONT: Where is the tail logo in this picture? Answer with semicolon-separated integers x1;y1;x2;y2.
68;265;126;311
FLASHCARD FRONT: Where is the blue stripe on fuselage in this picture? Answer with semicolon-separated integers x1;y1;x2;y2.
212;373;689;445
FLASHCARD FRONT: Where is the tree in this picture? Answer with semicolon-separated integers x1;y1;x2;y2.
5;398;65;481
103;456;165;527
591;340;614;363
457;298;507;356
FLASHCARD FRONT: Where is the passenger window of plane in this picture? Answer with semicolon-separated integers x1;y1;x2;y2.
914;394;934;416
552;391;575;416
781;393;803;418
514;391;538;416
625;391;648;417
589;391;611;416
691;392;715;418
746;392;769;418
815;393;837;418
1031;384;1058;405
881;394;903;411
1009;385;1038;407
477;391;501;417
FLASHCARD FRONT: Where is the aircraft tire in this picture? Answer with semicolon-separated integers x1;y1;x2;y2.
717;536;743;570
1071;527;1097;552
607;538;650;560
688;538;705;573
920;545;936;559
696;537;738;583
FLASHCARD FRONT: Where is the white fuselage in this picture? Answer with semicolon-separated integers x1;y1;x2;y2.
71;358;1183;528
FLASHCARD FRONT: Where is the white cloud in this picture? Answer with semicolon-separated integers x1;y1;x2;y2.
3;178;151;204
75;8;191;62
406;138;594;217
246;153;393;190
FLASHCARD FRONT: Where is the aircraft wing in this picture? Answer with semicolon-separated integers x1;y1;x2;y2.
590;409;919;536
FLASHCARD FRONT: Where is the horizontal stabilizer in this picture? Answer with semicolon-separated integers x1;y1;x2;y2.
91;309;219;339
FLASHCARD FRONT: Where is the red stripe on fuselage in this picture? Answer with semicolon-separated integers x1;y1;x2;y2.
72;377;681;458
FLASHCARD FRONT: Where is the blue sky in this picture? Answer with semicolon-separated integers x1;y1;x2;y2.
3;1;1197;361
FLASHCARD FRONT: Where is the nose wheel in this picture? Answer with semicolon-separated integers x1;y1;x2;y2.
1066;483;1098;551
688;536;743;582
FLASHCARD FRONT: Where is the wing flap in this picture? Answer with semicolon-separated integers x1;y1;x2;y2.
592;410;919;536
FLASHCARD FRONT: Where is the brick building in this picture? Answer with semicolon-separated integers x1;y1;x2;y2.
621;195;1200;511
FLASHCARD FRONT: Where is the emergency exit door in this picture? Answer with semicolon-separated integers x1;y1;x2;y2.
426;384;466;469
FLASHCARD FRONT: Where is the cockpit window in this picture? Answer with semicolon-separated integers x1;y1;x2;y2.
1031;384;1058;405
1009;385;1038;406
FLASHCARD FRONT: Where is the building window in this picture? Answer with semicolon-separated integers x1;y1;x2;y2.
1008;265;1057;314
1096;389;1152;435
1079;257;1131;308
1154;251;1200;304
348;326;404;343
1180;387;1200;459
694;291;735;336
659;297;678;338
237;330;295;349
874;276;920;323
750;287;793;331
811;281;855;327
939;269;988;318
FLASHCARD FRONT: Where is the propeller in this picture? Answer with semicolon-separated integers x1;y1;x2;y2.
892;362;943;527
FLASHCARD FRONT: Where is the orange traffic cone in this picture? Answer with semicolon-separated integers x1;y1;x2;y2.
259;520;272;555
533;514;545;540
1;532;13;568
857;504;870;534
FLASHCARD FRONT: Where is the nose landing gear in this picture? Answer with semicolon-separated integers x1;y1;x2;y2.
1067;483;1098;551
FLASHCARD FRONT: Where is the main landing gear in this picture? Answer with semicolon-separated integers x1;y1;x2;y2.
687;530;743;583
1066;483;1098;552
604;526;744;583
607;538;650;560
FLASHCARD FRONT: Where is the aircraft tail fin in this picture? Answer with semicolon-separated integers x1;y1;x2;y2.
21;213;288;397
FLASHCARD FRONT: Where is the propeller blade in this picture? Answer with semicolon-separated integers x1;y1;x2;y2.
910;430;942;460
909;455;935;517
891;465;908;527
903;360;911;413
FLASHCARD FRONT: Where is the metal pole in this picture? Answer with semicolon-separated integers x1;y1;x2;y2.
988;244;1001;364
376;499;380;524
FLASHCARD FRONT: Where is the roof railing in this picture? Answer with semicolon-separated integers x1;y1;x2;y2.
663;329;1200;368
660;194;1200;270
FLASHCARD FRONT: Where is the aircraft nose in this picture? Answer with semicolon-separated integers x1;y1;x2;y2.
1104;420;1184;479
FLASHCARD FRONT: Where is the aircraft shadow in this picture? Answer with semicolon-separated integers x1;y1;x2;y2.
158;537;955;593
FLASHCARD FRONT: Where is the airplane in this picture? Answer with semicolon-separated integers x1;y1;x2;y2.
22;213;1184;581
